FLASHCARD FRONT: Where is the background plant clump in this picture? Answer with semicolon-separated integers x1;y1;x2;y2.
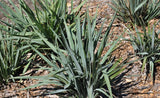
111;0;160;26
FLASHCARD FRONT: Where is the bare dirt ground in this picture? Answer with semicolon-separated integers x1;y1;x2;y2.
0;0;160;97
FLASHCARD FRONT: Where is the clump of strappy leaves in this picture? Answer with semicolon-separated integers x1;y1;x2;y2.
129;24;160;83
0;0;86;45
110;0;160;26
15;12;124;98
0;27;30;84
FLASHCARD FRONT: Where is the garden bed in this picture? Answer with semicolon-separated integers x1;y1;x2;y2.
0;0;160;97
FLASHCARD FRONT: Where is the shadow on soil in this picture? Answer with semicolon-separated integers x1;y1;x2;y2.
112;64;140;98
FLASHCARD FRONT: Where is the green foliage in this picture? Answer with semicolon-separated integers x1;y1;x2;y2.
111;0;160;26
15;12;124;97
0;0;32;33
0;28;29;84
0;0;86;84
0;0;124;96
128;25;160;82
0;0;86;45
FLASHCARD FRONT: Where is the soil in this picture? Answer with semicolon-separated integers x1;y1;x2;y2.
0;0;160;98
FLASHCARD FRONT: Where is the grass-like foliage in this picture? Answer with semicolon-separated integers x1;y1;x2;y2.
0;0;86;84
0;28;29;84
128;25;160;82
15;12;124;97
19;0;86;44
0;0;32;33
0;0;86;45
111;0;160;26
0;0;124;97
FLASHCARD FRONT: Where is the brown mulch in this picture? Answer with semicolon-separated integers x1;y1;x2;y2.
0;0;160;97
